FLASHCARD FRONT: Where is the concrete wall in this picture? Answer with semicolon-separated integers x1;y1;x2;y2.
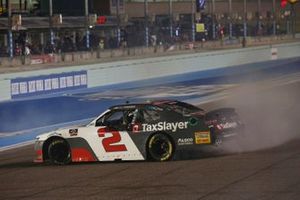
0;42;299;101
0;79;10;101
87;42;300;88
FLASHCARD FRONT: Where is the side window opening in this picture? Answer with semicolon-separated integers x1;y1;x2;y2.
94;106;163;129
96;110;124;127
95;109;137;129
141;107;162;123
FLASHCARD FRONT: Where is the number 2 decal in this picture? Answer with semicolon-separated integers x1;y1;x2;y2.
97;128;127;152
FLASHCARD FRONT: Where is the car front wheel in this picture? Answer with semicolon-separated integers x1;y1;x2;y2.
48;139;71;165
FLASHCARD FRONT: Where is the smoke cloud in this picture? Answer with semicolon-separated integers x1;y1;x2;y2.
217;80;300;153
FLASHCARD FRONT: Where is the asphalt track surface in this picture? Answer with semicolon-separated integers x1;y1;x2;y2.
1;79;300;200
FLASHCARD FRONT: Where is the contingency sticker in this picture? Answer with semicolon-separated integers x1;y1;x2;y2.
194;131;211;144
69;129;78;136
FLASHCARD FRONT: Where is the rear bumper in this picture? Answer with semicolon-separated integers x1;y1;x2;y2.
34;150;43;163
213;125;245;144
33;141;44;163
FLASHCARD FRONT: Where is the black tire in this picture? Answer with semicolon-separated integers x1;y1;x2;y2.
48;139;71;165
147;133;174;161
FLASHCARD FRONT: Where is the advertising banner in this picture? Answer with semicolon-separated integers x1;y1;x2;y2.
11;71;87;99
31;54;55;65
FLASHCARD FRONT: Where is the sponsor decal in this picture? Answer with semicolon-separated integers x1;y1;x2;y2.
178;138;194;146
189;117;198;126
219;122;238;129
271;48;278;60
142;121;188;132
34;150;43;163
31;54;54;65
69;129;78;136
71;148;96;162
195;131;211;144
205;119;217;125
132;124;140;133
97;128;127;152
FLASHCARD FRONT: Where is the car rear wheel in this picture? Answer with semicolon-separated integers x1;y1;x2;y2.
48;139;71;165
147;133;174;161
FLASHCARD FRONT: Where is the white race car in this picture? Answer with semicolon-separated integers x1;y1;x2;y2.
34;100;243;164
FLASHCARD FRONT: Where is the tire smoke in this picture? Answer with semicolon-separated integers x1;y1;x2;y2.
218;81;300;153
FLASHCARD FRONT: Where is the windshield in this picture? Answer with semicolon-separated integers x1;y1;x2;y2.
87;110;110;126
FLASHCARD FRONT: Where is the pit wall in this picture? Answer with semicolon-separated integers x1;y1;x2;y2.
0;42;299;102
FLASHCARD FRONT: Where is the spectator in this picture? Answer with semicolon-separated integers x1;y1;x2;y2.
25;45;31;56
99;39;105;50
15;43;22;56
150;35;157;47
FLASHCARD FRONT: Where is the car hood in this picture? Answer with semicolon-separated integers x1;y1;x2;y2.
36;126;80;141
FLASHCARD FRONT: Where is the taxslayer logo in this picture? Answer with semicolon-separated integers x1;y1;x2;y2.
142;122;188;132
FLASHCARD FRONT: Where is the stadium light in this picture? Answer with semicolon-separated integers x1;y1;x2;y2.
289;0;299;4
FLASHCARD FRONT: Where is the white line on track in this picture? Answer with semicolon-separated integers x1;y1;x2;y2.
0;140;34;152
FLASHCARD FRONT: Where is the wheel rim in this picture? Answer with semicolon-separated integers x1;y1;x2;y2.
49;140;70;164
148;134;173;161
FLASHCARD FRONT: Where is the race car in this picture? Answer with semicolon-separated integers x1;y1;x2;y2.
34;100;244;165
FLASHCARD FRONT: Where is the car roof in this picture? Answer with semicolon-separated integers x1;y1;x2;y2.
109;100;179;110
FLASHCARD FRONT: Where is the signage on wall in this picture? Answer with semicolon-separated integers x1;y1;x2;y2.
110;0;125;15
10;71;88;99
196;0;206;12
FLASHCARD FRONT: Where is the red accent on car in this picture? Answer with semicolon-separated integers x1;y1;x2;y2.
97;128;128;152
216;124;224;131
205;119;218;126
34;150;43;163
97;127;106;137
71;148;96;162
